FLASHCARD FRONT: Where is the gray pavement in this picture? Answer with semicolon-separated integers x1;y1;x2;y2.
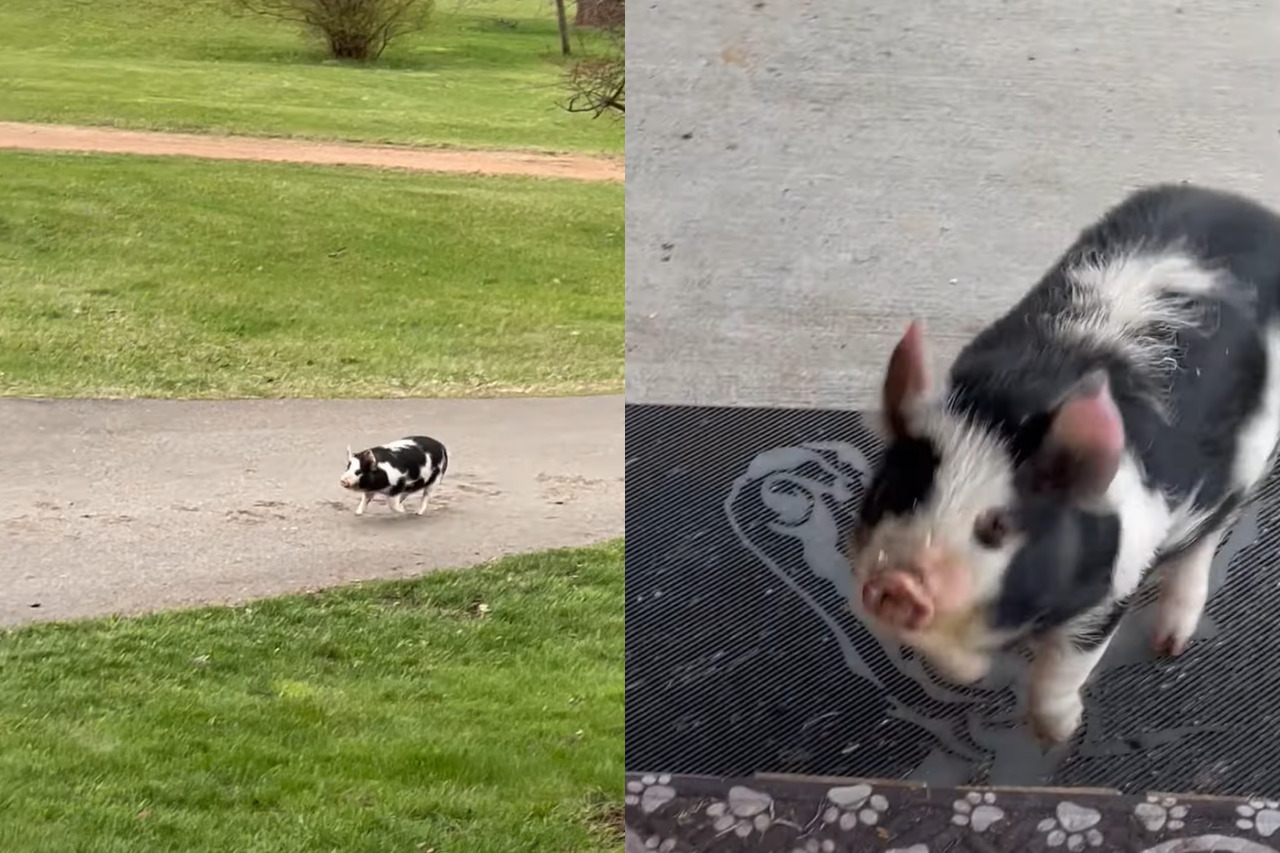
626;0;1280;410
0;396;622;627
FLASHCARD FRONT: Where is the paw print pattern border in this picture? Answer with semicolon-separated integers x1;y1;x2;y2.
623;772;1280;853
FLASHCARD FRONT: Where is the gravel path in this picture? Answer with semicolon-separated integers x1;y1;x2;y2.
0;121;624;182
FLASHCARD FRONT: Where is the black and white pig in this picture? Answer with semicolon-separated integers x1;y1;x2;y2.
339;436;449;516
851;183;1280;745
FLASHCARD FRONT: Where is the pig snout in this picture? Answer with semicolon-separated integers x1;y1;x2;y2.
861;571;935;632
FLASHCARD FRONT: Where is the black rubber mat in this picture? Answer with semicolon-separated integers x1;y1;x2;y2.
625;402;1280;795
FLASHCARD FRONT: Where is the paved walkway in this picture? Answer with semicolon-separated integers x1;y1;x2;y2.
0;395;622;626
0;121;624;182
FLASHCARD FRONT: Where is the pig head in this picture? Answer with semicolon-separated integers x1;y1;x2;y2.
851;321;1127;684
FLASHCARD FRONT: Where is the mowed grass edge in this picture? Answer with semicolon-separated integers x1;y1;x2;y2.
0;150;622;399
0;540;624;853
0;0;623;154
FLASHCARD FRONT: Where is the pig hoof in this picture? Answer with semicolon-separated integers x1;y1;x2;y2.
1152;630;1189;657
1029;697;1083;747
1151;605;1199;657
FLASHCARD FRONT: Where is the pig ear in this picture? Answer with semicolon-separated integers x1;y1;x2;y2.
346;444;353;459
1030;370;1126;500
883;320;932;438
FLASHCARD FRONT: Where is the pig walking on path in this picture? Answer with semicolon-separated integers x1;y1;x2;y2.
0;395;623;627
340;436;449;517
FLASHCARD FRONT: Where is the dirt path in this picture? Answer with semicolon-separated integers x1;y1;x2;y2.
0;121;624;182
0;395;623;627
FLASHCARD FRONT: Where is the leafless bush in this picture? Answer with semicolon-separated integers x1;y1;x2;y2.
563;25;623;117
234;0;434;61
574;0;623;28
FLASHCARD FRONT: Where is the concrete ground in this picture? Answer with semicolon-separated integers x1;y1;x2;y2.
625;0;1280;410
0;395;622;627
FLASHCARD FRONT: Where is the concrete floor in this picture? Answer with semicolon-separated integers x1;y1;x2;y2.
625;0;1280;410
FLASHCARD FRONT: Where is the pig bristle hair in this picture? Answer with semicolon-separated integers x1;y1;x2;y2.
911;405;1014;539
1058;248;1224;380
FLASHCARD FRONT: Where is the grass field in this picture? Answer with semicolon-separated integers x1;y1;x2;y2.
0;150;622;399
0;540;624;853
0;0;622;154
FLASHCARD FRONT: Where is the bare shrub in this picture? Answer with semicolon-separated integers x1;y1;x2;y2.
234;0;434;61
574;0;623;28
564;25;623;117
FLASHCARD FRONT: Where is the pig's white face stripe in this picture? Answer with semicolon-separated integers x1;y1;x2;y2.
918;408;1012;509
910;406;1019;601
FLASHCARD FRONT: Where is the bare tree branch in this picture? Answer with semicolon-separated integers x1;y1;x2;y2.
562;24;623;118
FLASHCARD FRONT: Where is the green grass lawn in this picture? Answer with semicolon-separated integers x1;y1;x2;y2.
0;0;622;154
0;150;622;399
0;540;624;853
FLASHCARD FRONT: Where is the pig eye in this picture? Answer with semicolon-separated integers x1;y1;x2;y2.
973;509;1011;549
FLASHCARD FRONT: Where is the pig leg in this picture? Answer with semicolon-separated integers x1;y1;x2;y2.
391;493;407;513
355;492;370;516
1152;526;1223;657
417;486;433;516
1028;617;1120;745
